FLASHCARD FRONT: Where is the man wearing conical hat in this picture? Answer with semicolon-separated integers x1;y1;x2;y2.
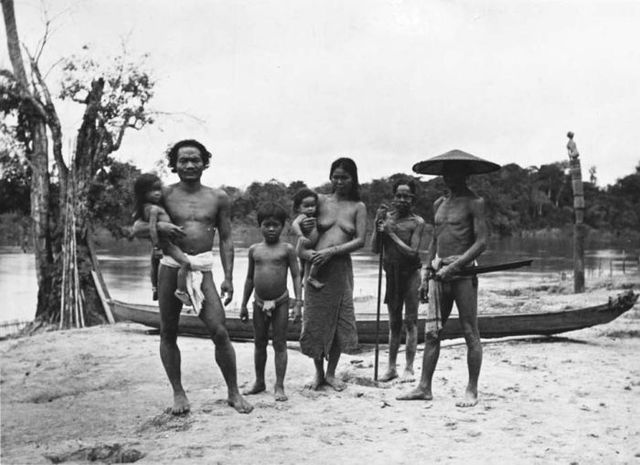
397;149;500;407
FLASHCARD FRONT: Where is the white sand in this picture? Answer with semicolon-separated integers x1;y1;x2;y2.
1;287;639;464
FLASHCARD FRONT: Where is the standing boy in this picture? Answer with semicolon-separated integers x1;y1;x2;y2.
371;178;425;382
240;202;303;401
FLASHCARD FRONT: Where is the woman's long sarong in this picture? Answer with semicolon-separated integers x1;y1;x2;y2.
300;254;358;359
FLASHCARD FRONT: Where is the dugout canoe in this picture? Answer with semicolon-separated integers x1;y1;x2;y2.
109;290;638;343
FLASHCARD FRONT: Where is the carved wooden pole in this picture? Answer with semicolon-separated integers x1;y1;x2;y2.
567;131;585;293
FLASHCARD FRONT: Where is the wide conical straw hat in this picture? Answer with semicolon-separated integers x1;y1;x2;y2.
412;149;501;175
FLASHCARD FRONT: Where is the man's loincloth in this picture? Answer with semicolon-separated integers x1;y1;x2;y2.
160;251;215;313
383;261;421;322
253;290;289;318
425;255;477;336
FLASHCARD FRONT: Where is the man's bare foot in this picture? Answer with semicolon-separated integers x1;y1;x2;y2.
307;277;325;290
274;385;288;402
171;392;191;415
400;368;416;383
455;387;478;408
396;387;433;401
227;393;254;414
174;290;192;306
324;375;346;391
379;369;399;382
243;382;266;396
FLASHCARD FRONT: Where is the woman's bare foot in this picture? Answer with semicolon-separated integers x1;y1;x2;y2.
243;382;266;396
324;375;346;391
274;385;288;401
379;369;398;382
455;387;478;408
396;387;433;401
174;290;191;306
305;373;325;390
171;392;191;415
227;392;254;414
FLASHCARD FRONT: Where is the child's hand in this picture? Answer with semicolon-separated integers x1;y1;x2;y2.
240;306;249;323
299;216;316;236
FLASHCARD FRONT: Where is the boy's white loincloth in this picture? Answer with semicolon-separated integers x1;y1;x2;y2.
160;251;215;312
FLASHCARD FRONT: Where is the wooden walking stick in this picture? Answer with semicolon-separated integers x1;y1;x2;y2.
374;240;384;381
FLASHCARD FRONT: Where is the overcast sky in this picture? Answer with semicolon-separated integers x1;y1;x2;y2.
3;0;639;188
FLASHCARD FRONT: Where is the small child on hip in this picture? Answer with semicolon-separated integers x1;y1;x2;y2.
290;188;324;289
240;202;302;401
133;173;192;305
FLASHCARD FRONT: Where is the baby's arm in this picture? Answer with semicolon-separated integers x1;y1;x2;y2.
291;214;305;237
239;246;255;322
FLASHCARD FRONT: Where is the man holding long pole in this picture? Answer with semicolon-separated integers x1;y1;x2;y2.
371;178;425;382
397;150;500;407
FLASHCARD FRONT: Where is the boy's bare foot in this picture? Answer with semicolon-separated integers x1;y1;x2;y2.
171;392;191;415
400;368;415;383
274;385;288;402
227;393;254;414
307;277;325;290
396;387;433;401
174;290;192;306
455;387;478;408
324;375;346;391
243;382;266;396
379;369;398;382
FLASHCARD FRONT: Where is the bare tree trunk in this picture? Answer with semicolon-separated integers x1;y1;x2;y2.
30;122;54;317
3;0;55;317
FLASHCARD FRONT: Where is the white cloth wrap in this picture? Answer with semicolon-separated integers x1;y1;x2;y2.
160;251;215;312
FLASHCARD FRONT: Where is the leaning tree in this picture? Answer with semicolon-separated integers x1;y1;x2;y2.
1;0;155;327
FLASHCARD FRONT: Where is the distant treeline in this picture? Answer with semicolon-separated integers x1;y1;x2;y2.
221;161;640;236
1;157;639;241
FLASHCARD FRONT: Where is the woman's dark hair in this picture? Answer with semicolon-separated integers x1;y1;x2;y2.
166;139;213;172
292;188;318;213
256;201;288;226
329;157;360;201
392;177;417;195
133;173;161;220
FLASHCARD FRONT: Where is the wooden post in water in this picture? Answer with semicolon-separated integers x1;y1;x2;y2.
567;131;585;293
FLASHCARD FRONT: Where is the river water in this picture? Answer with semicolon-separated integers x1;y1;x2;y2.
1;235;638;324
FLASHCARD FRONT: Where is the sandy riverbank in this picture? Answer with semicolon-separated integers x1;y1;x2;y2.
2;284;640;464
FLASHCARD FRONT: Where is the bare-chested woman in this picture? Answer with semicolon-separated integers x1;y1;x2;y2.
298;158;367;391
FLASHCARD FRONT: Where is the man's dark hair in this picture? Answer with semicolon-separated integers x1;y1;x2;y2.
166;139;213;172
133;172;161;220
292;188;318;213
256;201;288;226
392;178;417;195
329;157;360;201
